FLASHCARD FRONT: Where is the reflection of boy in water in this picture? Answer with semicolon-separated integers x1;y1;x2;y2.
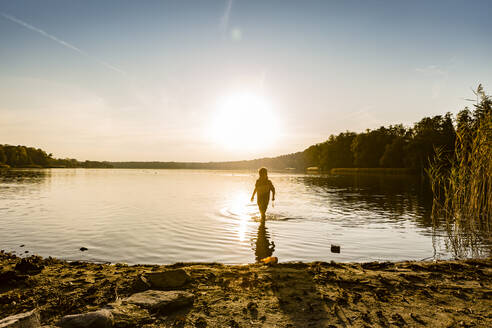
250;167;276;220
254;220;275;262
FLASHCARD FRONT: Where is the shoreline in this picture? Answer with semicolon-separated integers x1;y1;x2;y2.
1;252;491;327
1;167;420;174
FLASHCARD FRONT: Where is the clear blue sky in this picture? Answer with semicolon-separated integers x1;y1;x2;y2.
1;0;491;161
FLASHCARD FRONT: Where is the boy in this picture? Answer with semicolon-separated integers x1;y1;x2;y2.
250;167;276;220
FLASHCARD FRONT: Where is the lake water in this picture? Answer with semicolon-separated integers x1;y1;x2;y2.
0;169;487;264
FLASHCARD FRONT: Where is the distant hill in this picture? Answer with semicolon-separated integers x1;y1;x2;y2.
110;152;305;170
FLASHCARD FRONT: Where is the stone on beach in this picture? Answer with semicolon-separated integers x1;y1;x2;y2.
144;269;190;289
57;309;113;328
0;309;40;328
105;302;150;327
123;290;194;313
14;257;44;275
131;275;151;292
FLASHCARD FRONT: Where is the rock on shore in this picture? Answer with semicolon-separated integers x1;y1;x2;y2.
0;309;40;328
123;290;194;313
57;309;113;328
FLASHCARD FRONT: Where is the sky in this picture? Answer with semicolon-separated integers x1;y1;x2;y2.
1;0;491;162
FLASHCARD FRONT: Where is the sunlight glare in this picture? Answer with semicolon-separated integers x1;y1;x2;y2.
211;92;279;151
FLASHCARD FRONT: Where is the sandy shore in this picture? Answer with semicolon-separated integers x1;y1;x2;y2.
1;252;491;327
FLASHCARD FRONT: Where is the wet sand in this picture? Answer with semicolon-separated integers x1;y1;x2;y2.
1;252;491;327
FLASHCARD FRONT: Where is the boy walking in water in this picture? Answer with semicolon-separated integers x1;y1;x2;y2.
251;167;276;220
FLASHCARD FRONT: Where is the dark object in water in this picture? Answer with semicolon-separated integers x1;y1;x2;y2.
80;247;88;251
331;245;341;253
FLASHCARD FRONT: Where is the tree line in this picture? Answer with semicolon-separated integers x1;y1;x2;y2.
302;113;455;174
0;145;112;168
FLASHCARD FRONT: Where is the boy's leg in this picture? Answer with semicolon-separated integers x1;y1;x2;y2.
258;202;267;220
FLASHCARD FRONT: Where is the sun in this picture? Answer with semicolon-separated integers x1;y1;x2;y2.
211;92;279;151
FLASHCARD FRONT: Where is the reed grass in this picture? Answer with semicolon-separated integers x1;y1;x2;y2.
428;86;491;258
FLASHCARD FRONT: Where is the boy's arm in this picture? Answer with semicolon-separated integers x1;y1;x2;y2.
250;187;257;202
271;183;276;201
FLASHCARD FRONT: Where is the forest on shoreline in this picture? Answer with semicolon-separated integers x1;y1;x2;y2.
0;145;112;169
1;86;489;174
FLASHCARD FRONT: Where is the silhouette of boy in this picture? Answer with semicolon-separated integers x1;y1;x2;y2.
251;167;276;220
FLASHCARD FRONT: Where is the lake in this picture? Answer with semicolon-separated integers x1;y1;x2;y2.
0;169;488;264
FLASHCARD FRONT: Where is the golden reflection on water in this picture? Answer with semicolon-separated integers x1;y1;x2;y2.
227;191;276;261
227;191;255;242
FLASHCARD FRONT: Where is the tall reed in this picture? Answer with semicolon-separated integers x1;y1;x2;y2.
428;85;491;258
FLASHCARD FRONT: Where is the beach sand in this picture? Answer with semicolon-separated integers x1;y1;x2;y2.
1;252;491;327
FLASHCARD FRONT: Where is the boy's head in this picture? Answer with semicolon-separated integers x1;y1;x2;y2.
258;167;268;178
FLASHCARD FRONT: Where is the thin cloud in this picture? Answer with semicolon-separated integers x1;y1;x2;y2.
1;12;126;75
220;0;233;32
415;65;447;76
